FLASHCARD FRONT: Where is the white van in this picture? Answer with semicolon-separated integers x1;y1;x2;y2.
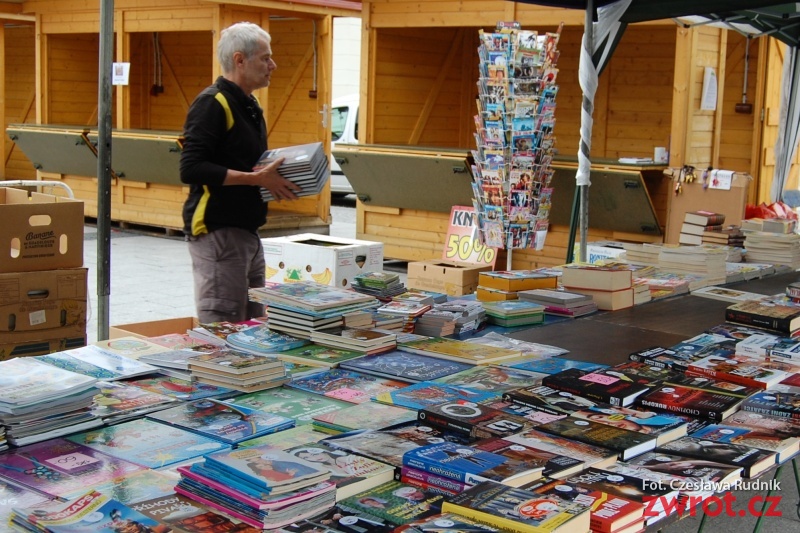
330;93;359;195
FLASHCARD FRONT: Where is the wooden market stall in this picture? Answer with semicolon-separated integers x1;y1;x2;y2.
348;0;789;267
1;0;361;235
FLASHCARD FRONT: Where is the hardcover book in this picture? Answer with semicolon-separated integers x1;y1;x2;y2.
536;417;656;461
685;353;792;389
740;390;800;419
277;344;366;368
725;299;800;335
722;409;800;439
441;479;590;533
472;437;585;479
655;436;777;478
397;338;523;365
684;210;725;226
509;357;607;375
374;382;500;412
635;383;743;421
146;399;295;445
541;368;651;407
569;405;688;446
224;386;350;426
339;350;472;382
336;479;445;526
433;365;546;394
0;438;147;499
321;429;425;468
402;442;544;488
622;450;742;487
418;401;532;440
560;264;633;292
287;368;409;404
312;402;418;433
225;325;310;355
125;375;237;401
66;418;230;469
689;424;799;463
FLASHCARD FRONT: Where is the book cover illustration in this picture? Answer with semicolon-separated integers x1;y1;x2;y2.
655;436;776;478
741;391;800;419
278;344;366;367
339;350;472;382
10;489;169;533
395;512;500;533
187;349;285;375
34;346;159;381
622;451;742;487
564;467;677;505
91;380;178;421
125;375;237;401
502;384;599;416
382;423;474;446
402;441;542;487
725;299;800;334
723;409;800;438
147;332;220;352
374;382;500;412
509;357;607;375
253;281;376;311
635;383;743;421
433;365;546;394
225;325;310;354
313;402;418;433
321;429;423;469
224;386;350;426
441;479;589;533
146;399;295;445
664;372;760;399
568;404;688;445
542;368;651;407
287;368;408;404
686;354;791;389
66;418;230;469
0;438;147;499
88;469;180;506
398;338;522;365
419;401;532;440
0;479;52;528
536;417;656;460
337;479;445;526
203;445;330;490
278;504;396;533
132;492;261;533
236;425;328;450
683;424;799;463
0;358;98;407
91;336;174;359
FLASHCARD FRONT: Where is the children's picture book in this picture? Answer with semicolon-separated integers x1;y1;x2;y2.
34;346;159;381
287;368;408;404
542;368;652;407
0;438;147;499
91;380;178;423
10;489;169;533
66;418;230;469
740;390;800;419
321;429;423;469
402;441;544;488
418;401;532;441
189;321;261;346
441;479;590;533
282;442;396;501
225;325;310;355
251;281;376;312
312;402;417;434
688;424;799;463
336;479;445;527
277;344;366;368
398;338;522;365
278;504;396;533
203;445;331;492
236;424;329;450
433;365;546;394
0;479;53;528
125;375;237;401
536;417;657;461
131;492;262;532
224;386;350;426
655;436;776;478
187;349;286;375
146;399;295;445
91;336;174;359
509;357;607;375
636;383;744;421
0;358;98;410
374;382;501;413
339;350;472;382
88;468;180;506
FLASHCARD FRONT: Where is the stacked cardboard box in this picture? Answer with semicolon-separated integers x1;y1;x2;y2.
0;187;86;359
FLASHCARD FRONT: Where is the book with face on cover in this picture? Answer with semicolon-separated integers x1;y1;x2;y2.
635;383;743;421
655;436;777;478
685;424;800;463
685;354;792;389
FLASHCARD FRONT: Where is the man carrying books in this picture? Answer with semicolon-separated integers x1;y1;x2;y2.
180;22;301;323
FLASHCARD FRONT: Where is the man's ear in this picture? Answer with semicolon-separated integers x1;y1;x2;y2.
233;50;246;68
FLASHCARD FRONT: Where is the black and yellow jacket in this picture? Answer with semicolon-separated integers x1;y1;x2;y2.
180;76;268;236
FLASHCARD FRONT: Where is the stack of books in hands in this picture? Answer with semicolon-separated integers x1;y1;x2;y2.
679;210;726;245
0;358;102;446
187;348;290;392
255;142;329;202
176;444;337;529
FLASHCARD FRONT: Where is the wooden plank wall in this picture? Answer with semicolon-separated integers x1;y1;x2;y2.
3;25;36;180
719;34;760;175
47;34;106;126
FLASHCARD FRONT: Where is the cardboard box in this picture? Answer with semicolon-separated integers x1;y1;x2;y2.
261;233;384;289
0;187;84;273
0;335;86;361
407;260;493;296
0;268;87;359
109;316;199;339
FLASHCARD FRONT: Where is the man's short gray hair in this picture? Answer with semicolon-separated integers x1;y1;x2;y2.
218;22;271;73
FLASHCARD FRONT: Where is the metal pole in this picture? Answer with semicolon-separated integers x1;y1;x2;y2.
579;0;594;264
97;0;114;340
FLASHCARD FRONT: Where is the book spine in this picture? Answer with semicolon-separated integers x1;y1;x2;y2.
440;502;541;533
417;410;474;438
400;466;470;492
400;474;461;497
685;366;768;390
174;486;263;529
178;467;272;510
401;457;472;484
740;404;800;420
725;308;791;334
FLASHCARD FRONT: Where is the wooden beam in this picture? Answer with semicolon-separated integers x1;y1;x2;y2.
268;42;314;131
202;0;360;18
159;45;191;113
711;29;727;168
4;92;35;167
0;23;4;178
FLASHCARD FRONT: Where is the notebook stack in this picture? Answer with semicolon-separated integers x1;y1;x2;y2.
187;348;290;392
256;142;329;202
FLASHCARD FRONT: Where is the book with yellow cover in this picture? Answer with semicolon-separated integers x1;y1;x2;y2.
398;337;523;365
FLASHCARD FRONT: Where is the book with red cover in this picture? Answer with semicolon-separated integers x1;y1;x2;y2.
685;354;792;389
636;383;743;421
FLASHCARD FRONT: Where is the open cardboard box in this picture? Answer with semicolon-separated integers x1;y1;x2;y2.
407;260;492;296
109;316;199;340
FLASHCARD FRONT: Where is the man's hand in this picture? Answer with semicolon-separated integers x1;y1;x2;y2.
252;157;301;200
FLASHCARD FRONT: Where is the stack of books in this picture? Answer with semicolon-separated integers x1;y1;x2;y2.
0;358;102;446
560;263;635;311
189;320;263;346
741;217;798;233
310;327;398;355
187;348;290;392
621;242;662;266
702;224;745;246
679;210;726;245
743;231;800;268
225;323;310;355
91;380;179;424
175;445;337;529
375;300;432;332
351;271;407;299
432;299;487;336
475;269;558;301
34;343;161;381
255;142;329;202
481;299;545;327
658;245;727;286
398;337;523;365
518;288;598;317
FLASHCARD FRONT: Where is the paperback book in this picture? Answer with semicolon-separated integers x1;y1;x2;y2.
655;436;777;478
472;437;585;479
503;429;619;470
336;479;445;526
187;348;286;375
277;344;366;368
225;325;310;355
689;424;799;463
502;384;600;416
537;416;657;461
418;400;532;440
320;429;423;469
312;402;418;433
542;368;652;407
569;405;688;446
125;375;237;401
224;386;350;426
287;368;409;404
34;346;158;381
685;353;792;389
740;390;800;419
339;350;472;382
374;382;500;412
509;357;607;375
635;383;743;421
622;450;742;488
433;365;547;394
397;338;523;365
725;299;800;335
146;399;295;445
91;380;178;423
131;491;263;532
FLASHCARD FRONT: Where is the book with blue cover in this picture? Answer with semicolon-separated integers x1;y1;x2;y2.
339;350;472;382
402;441;544;487
225;324;310;355
287;368;408;404
373;382;500;411
124;374;238;401
34;345;158;381
146;398;295;445
509;357;608;375
66;418;230;469
226;386;350;426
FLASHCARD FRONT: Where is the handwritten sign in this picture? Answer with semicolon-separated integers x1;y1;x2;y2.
442;206;498;267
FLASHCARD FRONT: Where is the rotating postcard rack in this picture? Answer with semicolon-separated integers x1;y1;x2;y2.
471;22;562;264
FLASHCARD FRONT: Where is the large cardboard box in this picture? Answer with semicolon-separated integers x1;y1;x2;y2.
261;233;384;289
407;260;493;296
109;316;199;339
0;268;87;359
0;187;84;273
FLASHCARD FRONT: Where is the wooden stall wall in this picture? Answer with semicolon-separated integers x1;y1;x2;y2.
3;24;36;180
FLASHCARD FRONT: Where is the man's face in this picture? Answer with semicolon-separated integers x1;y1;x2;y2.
239;38;276;93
